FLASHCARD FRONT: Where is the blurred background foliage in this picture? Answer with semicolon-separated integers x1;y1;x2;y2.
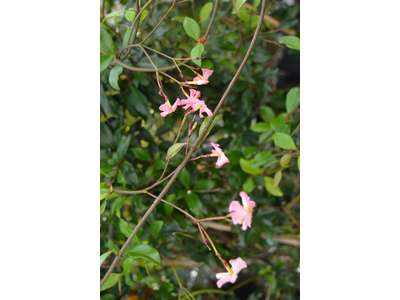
100;0;300;298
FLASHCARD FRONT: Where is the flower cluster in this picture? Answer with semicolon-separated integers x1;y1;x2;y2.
157;67;257;289
159;69;214;119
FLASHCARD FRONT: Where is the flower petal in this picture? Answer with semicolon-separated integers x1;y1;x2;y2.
202;69;214;79
215;272;233;288
239;191;256;211
230;257;247;275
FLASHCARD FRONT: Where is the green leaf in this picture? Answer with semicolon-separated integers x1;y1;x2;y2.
183;17;200;40
150;221;164;238
270;114;287;130
237;9;249;22
166;143;186;160
279;36;300;50
265;176;283;197
193;179;215;191
123;28;134;48
100;251;114;266
128;86;150;117
178;168;190;188
125;10;136;22
100;28;116;54
139;10;148;23
100;197;108;214
101;55;114;73
243;177;255;193
272;132;296;150
199;115;219;138
100;188;109;200
127;245;161;265
191;44;204;67
261;106;275;123
132;148;152;161
164;194;175;216
240;158;261;175
251;151;272;168
102;10;126;24
273;170;282;188
200;2;213;22
186;192;202;216
172;16;185;23
117;135;131;159
286;87;300;113
109;65;123;90
119;218;132;239
298;156;300;171
251;122;270;133
100;273;122;292
236;0;247;13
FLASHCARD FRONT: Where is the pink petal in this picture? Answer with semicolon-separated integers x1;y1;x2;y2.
230;257;247;275
202;69;214;79
211;149;217;154
193;76;201;82
216;154;230;167
216;272;237;288
241;213;252;230
204;106;213;117
172;98;181;109
210;142;222;153
239;191;256;211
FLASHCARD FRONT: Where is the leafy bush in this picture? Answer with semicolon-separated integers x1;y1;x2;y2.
100;0;300;298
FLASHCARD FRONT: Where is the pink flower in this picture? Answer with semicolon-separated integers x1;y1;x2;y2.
216;257;247;288
188;69;214;85
180;89;213;118
229;192;256;230
210;142;230;166
159;98;180;117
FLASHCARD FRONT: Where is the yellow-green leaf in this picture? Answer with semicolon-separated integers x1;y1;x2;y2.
240;158;261;175
265;176;283;196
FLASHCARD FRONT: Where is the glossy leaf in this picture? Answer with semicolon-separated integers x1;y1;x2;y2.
251;151;272;168
100;55;114;73
193;179;215;191
265;176;283;197
261;106;275;123
117;135;131;159
240;158;261;175
286;87;300;113
109;65;123;90
251;122;270;133
166;143;186;160
272;132;296;150
186;192;202;216
280;154;291;168
139;10;148;23
127;245;161;265
150;221;164;238
100;250;114;266
125;10;136;22
183;17;200;40
102;10;126;24
132;148;152;161
178;168;190;188
100;28;116;54
270;114;287;130
199;115;219;138
200;2;213;22
243;177;255;193
236;0;247;12
100;273;122;292
273;170;282;188
279;36;300;50
191;44;204;67
164;194;175;216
